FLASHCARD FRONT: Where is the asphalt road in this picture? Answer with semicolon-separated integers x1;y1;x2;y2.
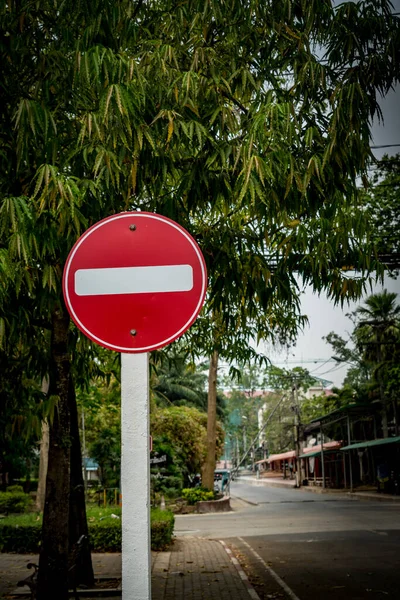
175;478;400;600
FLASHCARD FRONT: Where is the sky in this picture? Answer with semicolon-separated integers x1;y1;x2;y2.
267;5;400;388
267;277;400;388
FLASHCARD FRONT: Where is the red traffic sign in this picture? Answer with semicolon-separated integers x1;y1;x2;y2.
63;212;207;352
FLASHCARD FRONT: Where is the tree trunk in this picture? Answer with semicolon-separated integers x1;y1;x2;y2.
201;350;218;491
36;378;50;513
68;378;94;586
37;308;71;600
36;420;49;512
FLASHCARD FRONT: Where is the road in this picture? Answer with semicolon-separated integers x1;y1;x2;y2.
175;478;400;599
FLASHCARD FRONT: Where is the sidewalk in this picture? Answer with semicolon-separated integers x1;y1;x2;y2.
237;474;296;489
239;474;400;501
1;537;259;600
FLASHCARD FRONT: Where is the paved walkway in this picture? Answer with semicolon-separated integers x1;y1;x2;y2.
241;474;400;501
0;537;259;599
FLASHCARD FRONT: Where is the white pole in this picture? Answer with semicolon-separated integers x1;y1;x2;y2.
121;352;151;600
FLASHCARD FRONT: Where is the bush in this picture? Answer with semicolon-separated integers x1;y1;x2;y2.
0;524;41;553
150;508;175;550
0;508;174;552
0;491;32;514
89;519;121;552
181;487;215;505
6;485;24;493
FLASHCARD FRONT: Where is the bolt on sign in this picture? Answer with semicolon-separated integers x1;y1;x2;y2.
63;212;207;352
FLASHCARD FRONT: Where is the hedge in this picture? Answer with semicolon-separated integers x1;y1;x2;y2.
0;491;32;514
0;509;174;553
149;508;175;550
181;487;215;505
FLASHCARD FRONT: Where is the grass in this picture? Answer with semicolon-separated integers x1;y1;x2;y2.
0;504;174;552
0;503;122;527
0;512;41;526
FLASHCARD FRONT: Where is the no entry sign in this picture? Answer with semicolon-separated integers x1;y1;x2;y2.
63;212;207;352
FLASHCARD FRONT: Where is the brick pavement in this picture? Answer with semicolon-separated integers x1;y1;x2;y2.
0;537;258;599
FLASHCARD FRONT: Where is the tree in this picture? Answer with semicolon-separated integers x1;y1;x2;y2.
78;374;122;490
324;330;373;396
361;154;400;271
150;405;224;486
1;1;400;594
151;348;225;416
325;290;400;436
224;389;266;461
353;290;400;436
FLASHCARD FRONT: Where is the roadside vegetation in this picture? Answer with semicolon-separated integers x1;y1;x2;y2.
0;504;174;553
1;2;399;598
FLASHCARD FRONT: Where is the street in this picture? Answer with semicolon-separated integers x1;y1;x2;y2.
175;478;400;599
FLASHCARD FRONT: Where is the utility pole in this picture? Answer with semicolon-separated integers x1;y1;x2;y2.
292;380;303;488
242;416;247;457
231;394;286;482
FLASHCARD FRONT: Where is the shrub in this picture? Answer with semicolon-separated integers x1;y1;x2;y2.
181;487;215;505
0;524;41;553
150;509;175;550
89;519;121;552
0;508;174;552
0;491;32;514
6;485;24;493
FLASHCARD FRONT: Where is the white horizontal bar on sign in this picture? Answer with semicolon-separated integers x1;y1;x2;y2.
74;264;193;296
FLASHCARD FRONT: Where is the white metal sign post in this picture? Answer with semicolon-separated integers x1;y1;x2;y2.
121;352;151;599
62;212;207;600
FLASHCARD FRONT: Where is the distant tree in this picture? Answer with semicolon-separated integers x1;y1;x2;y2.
150;405;224;486
353;290;400;436
325;290;400;436
151;348;225;417
324;331;373;402
79;375;121;490
361;154;400;270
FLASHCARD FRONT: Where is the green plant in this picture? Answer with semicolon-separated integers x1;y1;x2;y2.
0;507;174;552
6;485;24;493
88;519;121;552
150;509;175;550
0;491;32;514
0;523;41;552
181;487;215;505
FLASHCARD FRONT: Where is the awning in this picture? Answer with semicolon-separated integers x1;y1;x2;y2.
302;441;342;454
340;436;400;451
267;450;296;463
308;402;380;429
299;449;339;459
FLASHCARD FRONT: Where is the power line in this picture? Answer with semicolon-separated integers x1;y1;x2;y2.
309;358;334;374
371;144;400;149
314;364;347;377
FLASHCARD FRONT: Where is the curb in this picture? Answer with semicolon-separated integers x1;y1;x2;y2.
347;492;400;503
197;495;231;513
219;540;261;600
230;495;258;506
240;478;296;490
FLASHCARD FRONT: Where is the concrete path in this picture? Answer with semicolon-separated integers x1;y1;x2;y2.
0;537;260;599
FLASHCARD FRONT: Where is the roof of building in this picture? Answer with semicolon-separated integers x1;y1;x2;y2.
340;435;400;451
267;450;296;463
305;402;380;431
